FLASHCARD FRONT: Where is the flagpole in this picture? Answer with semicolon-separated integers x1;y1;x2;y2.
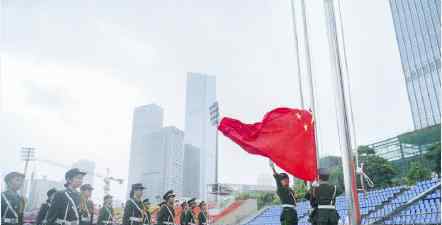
289;0;307;186
289;0;305;109
290;0;320;176
298;0;320;171
323;0;360;224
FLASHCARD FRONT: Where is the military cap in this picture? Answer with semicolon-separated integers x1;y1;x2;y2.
47;188;57;197
163;190;176;200
187;198;197;205
104;194;113;201
318;168;330;176
65;168;86;180
143;198;150;204
4;172;25;183
131;183;146;190
80;184;94;191
279;172;289;180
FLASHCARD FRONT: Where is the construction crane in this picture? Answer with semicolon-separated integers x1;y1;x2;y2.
36;159;124;195
99;168;123;195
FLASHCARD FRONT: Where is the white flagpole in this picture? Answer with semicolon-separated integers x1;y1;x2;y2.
298;0;321;169
289;0;305;109
323;0;360;224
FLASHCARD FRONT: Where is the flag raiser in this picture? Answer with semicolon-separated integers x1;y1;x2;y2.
218;107;318;181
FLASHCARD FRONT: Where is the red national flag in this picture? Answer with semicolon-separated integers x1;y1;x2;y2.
218;107;318;181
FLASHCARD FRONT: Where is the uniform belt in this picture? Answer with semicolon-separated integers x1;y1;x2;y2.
281;204;296;208
2;218;19;224
55;219;79;225
129;217;143;222
318;205;335;209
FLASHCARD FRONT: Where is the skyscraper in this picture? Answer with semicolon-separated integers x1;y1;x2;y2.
142;127;184;203
389;0;441;129
27;176;63;210
184;72;217;200
72;160;96;186
127;104;184;202
183;144;200;198
127;104;164;196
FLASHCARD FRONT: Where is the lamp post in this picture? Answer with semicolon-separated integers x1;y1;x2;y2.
209;101;220;205
21;147;35;197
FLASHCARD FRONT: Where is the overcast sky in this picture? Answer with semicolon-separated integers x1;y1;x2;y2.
1;0;412;201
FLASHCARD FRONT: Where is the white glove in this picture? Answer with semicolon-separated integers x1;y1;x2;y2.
312;181;319;187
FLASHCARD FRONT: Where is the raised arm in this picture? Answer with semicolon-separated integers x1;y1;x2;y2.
269;159;277;175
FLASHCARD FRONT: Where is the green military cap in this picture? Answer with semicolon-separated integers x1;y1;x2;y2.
47;188;57;197
163;190;176;200
187;198;196;205
4;172;25;183
65;168;86;180
104;194;113;201
279;172;289;180
131;183;146;190
318;168;330;176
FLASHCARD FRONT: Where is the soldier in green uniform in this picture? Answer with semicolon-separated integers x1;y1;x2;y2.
269;160;298;225
1;172;25;225
79;184;94;225
123;184;145;225
182;198;197;225
36;188;57;225
180;202;188;225
156;190;176;225
47;168;86;225
197;201;208;225
97;195;114;225
142;198;152;225
306;168;339;225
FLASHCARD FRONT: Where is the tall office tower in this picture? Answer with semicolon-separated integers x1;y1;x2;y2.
142;126;184;203
183;144;201;198
184;73;217;200
389;0;441;129
27;176;64;210
72;160;96;186
127;104;164;196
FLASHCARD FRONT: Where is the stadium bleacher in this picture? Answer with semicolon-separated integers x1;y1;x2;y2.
242;178;441;225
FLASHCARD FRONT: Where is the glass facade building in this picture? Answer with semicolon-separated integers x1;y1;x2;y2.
389;0;441;129
184;73;217;200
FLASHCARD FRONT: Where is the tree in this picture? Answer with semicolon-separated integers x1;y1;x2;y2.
357;146;398;188
257;192;278;209
293;179;307;200
319;156;342;169
424;143;441;175
406;161;432;185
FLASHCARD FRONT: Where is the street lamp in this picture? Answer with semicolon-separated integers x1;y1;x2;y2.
209;101;220;205
21;147;35;196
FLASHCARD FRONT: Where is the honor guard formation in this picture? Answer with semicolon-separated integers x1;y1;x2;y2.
2;168;211;225
2;165;338;225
